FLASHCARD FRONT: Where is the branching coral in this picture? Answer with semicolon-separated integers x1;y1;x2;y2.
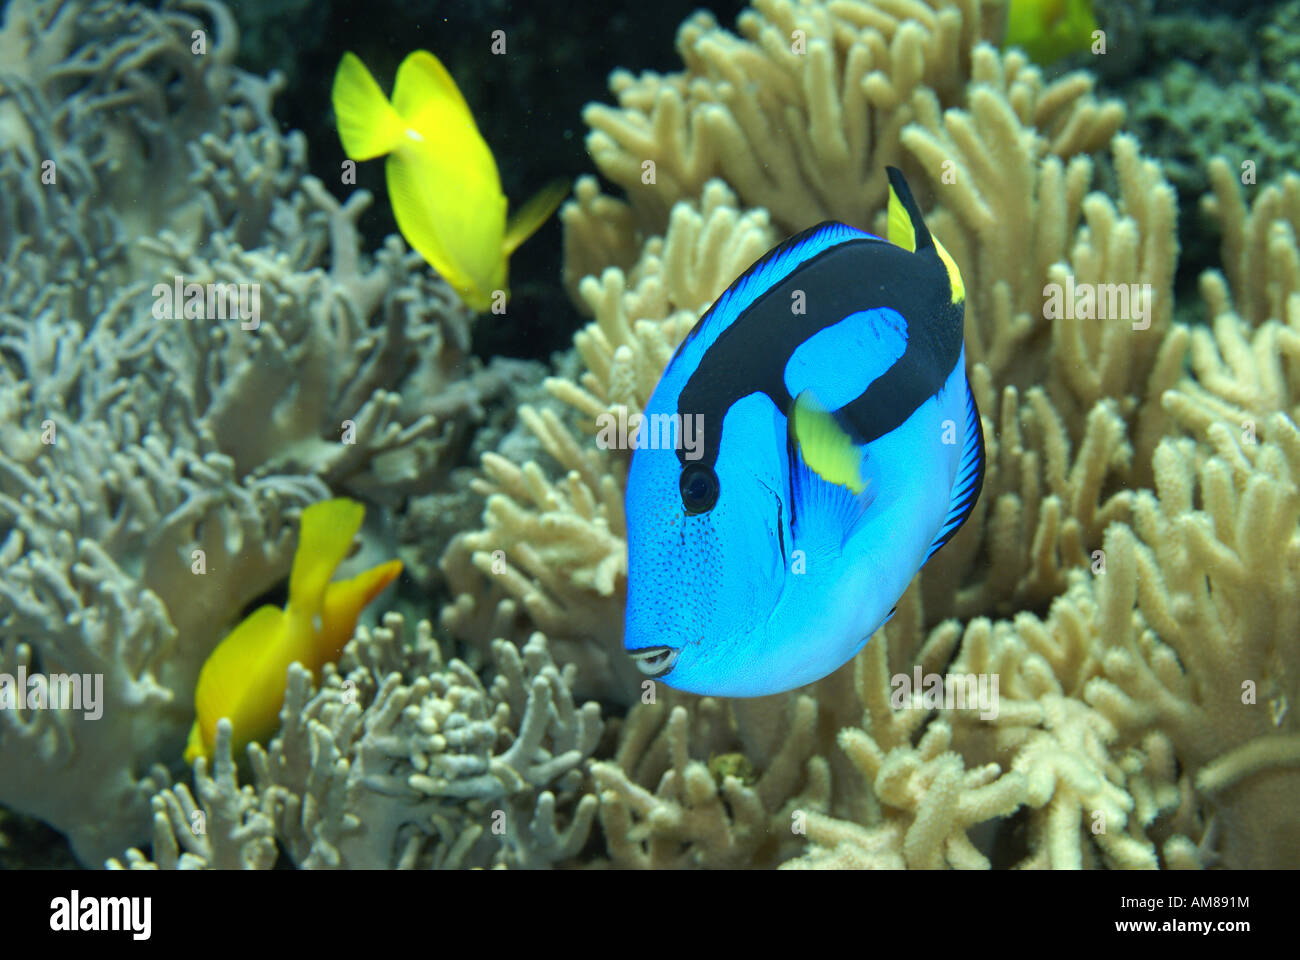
110;613;603;869
783;634;1026;869
593;691;830;868
6;0;1298;871
0;0;522;864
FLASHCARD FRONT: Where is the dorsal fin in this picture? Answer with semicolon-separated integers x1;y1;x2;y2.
921;378;985;566
288;498;365;616
677;221;881;358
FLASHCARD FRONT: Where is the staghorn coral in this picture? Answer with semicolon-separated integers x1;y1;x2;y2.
109;613;603;869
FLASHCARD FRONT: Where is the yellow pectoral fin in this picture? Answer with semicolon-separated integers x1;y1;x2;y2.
288;498;365;614
316;560;404;666
791;390;867;493
332;52;407;161
503;179;569;256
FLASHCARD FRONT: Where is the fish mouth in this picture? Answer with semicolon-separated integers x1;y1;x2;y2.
628;646;679;678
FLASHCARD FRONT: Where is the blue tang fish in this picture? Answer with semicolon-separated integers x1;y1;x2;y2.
623;168;985;697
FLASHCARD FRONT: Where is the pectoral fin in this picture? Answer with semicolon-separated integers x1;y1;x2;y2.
786;389;875;550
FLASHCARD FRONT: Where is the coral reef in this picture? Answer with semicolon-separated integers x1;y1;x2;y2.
3;0;1297;870
0;0;526;865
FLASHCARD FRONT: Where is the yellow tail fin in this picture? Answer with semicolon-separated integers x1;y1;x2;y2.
333;52;408;160
316;559;403;665
288;498;365;615
886;179;917;253
503;179;569;255
886;169;964;303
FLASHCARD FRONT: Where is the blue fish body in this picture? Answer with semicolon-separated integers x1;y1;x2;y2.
623;168;985;697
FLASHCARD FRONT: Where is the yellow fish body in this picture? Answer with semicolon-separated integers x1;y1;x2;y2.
184;498;401;765
331;50;566;312
1004;0;1098;65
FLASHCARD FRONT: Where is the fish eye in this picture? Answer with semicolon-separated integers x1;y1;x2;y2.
679;463;719;515
629;646;679;677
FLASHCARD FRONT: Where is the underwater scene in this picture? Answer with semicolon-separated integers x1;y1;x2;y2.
0;0;1297;873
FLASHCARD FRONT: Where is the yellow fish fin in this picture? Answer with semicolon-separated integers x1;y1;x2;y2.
332;52;408;161
887;168;964;304
790;390;867;494
188;604;286;764
1004;0;1097;65
503;179;569;256
315;559;404;667
886;177;917;253
342;49;506;313
933;236;965;304
288;498;365;615
184;719;207;766
392;50;477;132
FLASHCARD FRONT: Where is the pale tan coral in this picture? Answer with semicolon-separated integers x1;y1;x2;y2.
577;0;1113;237
1084;423;1300;868
783;621;1026;869
1166;160;1300;446
594;691;830;868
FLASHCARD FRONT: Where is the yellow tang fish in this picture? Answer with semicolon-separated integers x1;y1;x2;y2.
1004;0;1098;66
184;498;402;765
331;49;567;312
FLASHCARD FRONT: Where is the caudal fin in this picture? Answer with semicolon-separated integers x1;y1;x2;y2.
333;52;407;160
885;166;965;304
